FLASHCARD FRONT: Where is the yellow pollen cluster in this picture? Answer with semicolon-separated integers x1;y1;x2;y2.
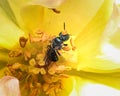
4;31;72;96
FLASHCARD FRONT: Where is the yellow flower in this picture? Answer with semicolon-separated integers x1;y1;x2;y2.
0;0;120;96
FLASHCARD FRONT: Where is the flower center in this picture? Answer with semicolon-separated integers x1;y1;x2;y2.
4;31;75;96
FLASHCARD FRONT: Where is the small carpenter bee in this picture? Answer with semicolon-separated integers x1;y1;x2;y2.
44;23;70;65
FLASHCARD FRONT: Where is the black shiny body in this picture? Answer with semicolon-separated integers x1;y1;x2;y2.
52;37;63;50
44;32;69;65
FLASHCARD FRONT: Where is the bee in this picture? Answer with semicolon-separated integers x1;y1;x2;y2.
44;23;70;65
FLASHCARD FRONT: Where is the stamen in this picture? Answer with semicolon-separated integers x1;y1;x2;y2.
11;63;22;70
23;50;31;61
40;68;46;75
19;37;28;48
29;58;36;66
9;49;22;57
5;31;75;96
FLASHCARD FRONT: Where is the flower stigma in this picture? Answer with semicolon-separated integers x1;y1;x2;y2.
4;29;77;96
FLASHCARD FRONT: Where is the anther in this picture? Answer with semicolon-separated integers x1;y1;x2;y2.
19;37;28;48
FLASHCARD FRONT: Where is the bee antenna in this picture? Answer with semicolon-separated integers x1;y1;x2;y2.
64;22;66;30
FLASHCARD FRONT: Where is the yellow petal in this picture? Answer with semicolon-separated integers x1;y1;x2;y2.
79;57;120;73
59;77;74;96
1;0;39;30
0;7;24;49
29;0;66;8
69;77;120;96
0;0;19;26
66;69;120;90
0;64;6;78
101;3;120;49
6;0;65;29
110;29;120;48
69;76;89;96
21;5;44;32
76;44;120;72
79;3;120;72
76;0;114;57
6;0;31;29
21;0;103;33
0;49;9;78
0;49;9;62
74;0;116;71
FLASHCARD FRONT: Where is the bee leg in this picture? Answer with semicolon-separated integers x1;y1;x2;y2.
56;50;61;56
70;38;76;51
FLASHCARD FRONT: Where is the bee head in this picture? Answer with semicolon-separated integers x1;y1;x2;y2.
59;32;70;41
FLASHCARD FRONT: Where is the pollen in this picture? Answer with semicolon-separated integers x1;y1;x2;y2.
29;58;36;66
5;31;76;96
40;68;46;75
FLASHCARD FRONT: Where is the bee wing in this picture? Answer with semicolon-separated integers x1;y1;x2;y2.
44;45;52;65
44;45;59;65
